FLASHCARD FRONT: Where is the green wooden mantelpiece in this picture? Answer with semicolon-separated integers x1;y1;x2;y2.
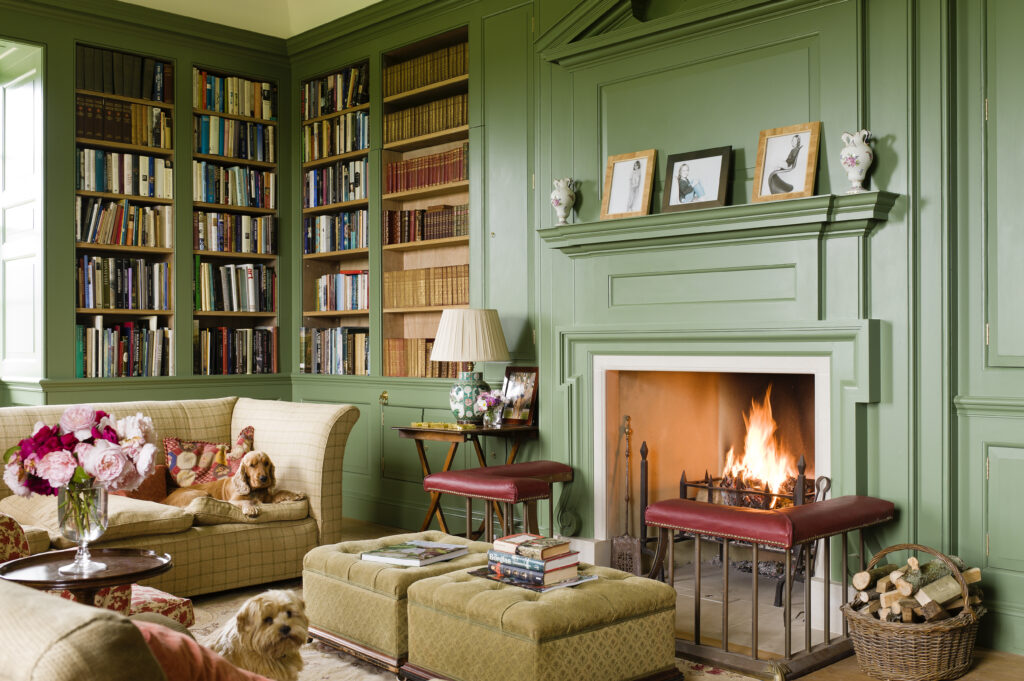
537;191;899;256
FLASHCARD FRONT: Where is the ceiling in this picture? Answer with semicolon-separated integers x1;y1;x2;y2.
119;0;385;39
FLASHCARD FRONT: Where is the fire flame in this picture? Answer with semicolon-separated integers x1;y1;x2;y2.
722;385;797;506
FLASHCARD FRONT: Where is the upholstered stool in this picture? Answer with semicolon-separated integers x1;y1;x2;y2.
129;584;195;627
423;471;550;542
302;531;490;672
645;495;895;680
402;564;681;681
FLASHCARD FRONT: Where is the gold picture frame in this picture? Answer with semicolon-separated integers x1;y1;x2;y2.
751;121;821;202
600;148;657;219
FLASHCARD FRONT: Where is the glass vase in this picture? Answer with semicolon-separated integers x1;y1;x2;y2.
482;407;504;429
57;481;109;575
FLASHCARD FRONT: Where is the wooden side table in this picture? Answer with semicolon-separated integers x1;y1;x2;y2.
394;424;539;534
0;547;172;606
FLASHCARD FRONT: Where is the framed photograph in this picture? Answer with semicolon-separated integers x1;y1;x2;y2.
661;146;731;212
600;149;657;219
501;366;538;426
751;121;821;202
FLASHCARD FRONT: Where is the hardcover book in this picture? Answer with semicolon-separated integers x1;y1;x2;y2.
468;567;597;593
488;561;578;586
360;540;468;567
492;533;571;560
487;549;579;573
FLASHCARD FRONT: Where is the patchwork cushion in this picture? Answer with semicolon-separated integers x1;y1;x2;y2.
165;426;254;489
0;493;194;549
130;585;195;627
186;496;308;526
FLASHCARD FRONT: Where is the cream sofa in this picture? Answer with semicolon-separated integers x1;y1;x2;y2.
0;396;359;597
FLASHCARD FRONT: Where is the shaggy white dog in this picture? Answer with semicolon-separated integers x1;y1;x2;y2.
207;589;308;681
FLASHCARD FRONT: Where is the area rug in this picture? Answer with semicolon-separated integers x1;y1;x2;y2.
190;579;756;680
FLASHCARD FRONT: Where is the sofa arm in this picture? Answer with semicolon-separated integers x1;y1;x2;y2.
231;398;359;545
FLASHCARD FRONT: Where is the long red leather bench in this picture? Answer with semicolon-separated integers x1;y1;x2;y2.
473;460;573;483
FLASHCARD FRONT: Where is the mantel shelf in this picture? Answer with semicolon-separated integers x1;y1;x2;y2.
537;191;899;255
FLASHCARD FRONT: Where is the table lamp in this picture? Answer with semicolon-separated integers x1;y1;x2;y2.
430;308;510;424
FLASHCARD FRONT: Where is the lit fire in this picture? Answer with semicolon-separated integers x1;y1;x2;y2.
722;385;797;506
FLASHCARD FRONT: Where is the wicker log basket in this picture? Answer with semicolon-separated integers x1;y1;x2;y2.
841;543;985;681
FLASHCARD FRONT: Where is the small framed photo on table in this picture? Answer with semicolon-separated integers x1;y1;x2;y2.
662;146;731;212
600;149;657;219
501;366;538;426
752;121;821;202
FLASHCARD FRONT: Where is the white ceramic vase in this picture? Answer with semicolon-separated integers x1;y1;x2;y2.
839;130;873;194
550;177;576;225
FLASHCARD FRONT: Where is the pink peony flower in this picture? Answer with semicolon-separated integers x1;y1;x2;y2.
59;405;98;440
78;440;127;484
3;462;29;497
34;450;78;487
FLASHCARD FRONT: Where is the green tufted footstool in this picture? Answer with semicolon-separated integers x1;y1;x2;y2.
402;564;682;681
302;531;490;672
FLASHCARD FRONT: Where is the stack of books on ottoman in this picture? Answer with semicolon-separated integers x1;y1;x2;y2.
469;533;597;592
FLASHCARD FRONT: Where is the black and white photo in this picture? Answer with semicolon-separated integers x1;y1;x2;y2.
752;122;821;202
600;149;657;219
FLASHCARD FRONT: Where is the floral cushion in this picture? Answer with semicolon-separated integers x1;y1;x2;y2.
130;584;195;627
164;426;254;488
51;584;132;615
0;512;30;561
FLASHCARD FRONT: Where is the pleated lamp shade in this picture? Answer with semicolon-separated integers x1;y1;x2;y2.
429;308;510;363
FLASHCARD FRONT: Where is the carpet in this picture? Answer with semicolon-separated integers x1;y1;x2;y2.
190;579;756;680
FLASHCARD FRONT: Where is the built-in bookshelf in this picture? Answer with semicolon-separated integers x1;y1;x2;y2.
299;61;372;376
74;43;175;378
381;27;470;378
191;65;279;375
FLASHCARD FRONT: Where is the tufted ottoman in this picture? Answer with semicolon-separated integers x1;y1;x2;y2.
402;564;682;681
302;531;490;672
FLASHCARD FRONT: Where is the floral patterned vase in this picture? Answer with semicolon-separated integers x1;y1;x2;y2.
449;371;489;424
839;129;873;194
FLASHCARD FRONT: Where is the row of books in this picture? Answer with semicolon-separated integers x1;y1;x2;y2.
75;197;173;248
75;319;173;378
383;42;468;97
301;110;368;163
75;45;173;103
194;325;278;375
192;67;277;121
303;159;367;208
191;161;277;209
298;326;369;376
302;210;368;254
384;143;467;194
383;204;469;246
193;115;276;163
382;338;466;378
76;96;171;149
382;264;469;309
76;256;170;311
476;533;595;592
301;65;369;121
76;149;173;198
314;270;369;312
193;212;276;254
384;93;468;144
194;261;277;313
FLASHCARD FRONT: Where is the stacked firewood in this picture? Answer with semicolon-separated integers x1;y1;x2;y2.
849;556;983;623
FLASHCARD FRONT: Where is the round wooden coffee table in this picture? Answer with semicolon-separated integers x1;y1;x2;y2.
0;548;172;605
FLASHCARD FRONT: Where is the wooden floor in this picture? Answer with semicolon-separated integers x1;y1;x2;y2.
802;648;1022;680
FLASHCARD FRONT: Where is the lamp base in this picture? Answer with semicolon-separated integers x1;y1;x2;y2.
450;371;489;424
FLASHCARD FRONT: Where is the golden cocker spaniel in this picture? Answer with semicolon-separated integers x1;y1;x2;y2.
163;451;306;517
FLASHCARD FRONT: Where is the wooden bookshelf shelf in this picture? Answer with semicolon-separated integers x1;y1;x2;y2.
302;148;369;170
382;180;469;202
302;199;369;216
302;102;370;125
76;190;172;205
302;310;370;317
193;153;276;169
383;304;469;314
75;89;174;110
193;202;276;215
193;310;277;317
75;138;174;157
383;74;468;108
192;107;277;125
76;308;173;315
192;250;277;260
76;242;174;255
383;125;469;152
302;248;369;261
382;235;469;252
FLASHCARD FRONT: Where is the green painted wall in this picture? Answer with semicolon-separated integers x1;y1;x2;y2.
0;0;1019;652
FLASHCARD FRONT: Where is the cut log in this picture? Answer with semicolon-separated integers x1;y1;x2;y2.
888;568;905;585
962;567;982;585
918;600;951;621
903;556;968;591
880;589;905;608
915;575;963;607
864;599;881;614
855;590;871;604
877;606;890;620
907;556;920;572
894;577;914;597
876;578;895;593
901;604;915;623
853;564;898;591
946;594;982;609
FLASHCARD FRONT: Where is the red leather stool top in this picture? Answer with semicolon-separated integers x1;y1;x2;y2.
423;470;551;503
644;496;895;549
476;460;573;482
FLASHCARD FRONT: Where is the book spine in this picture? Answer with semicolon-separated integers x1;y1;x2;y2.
488;561;545;585
487;550;547;572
